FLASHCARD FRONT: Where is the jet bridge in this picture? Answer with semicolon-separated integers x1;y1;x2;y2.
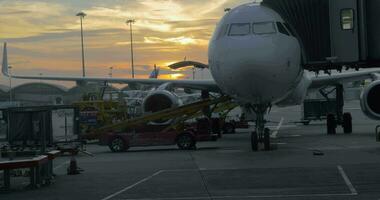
262;0;380;72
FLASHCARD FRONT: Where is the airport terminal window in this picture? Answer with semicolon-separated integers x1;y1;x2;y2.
253;22;276;34
341;9;354;30
276;22;290;36
229;23;250;36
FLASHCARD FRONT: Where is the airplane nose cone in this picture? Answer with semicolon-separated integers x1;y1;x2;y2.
210;37;301;104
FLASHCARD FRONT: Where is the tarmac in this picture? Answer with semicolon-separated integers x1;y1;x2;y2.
2;100;380;200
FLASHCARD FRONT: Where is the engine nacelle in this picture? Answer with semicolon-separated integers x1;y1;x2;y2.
360;80;380;120
142;90;182;123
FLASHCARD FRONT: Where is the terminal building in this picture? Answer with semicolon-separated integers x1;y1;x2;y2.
0;82;120;107
11;83;67;106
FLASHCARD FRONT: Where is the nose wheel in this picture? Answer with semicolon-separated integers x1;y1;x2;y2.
251;132;258;151
251;128;271;151
249;104;272;151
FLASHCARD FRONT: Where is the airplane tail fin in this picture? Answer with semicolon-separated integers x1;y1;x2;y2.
155;67;160;78
2;43;9;77
149;65;160;79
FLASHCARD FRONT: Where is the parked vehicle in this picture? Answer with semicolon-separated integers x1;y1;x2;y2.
222;114;249;134
99;118;218;152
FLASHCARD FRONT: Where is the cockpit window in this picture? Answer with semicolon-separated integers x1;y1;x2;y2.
217;24;229;39
283;23;296;37
252;22;276;34
276;22;290;36
229;23;251;36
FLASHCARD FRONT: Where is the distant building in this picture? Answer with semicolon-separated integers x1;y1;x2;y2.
12;82;67;106
0;82;125;107
0;84;10;102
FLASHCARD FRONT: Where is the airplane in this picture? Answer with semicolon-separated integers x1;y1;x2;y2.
2;2;380;151
149;64;160;79
126;64;160;90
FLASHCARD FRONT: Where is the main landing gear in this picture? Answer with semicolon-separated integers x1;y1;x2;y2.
250;104;271;151
323;84;353;135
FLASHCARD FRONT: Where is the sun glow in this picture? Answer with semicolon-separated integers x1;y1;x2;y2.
0;0;237;86
170;73;185;79
163;61;177;67
167;36;196;45
159;73;185;80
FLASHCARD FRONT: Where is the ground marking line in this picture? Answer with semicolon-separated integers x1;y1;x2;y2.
54;160;70;170
119;167;358;200
120;192;357;200
157;169;196;172
337;165;358;195
345;107;361;110
271;117;284;138
101;170;164;200
188;151;214;200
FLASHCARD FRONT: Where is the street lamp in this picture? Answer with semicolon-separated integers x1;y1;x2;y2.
76;11;87;77
39;73;43;83
126;19;136;78
109;66;113;78
8;65;12;103
192;67;196;80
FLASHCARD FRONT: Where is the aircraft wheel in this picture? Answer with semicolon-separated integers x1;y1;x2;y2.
251;132;258;151
343;112;352;134
326;114;337;135
109;137;128;152
177;133;195;150
264;128;271;151
223;123;235;134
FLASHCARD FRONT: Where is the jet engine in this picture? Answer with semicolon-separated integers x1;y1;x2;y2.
360;80;380;120
142;90;182;123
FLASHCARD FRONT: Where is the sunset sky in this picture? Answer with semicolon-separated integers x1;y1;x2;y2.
0;0;255;88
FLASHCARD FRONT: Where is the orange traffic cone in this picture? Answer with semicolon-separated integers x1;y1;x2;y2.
67;156;81;175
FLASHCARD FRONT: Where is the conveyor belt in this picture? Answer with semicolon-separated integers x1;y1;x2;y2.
97;96;236;133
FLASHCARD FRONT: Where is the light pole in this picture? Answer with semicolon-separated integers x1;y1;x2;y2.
39;73;43;83
126;19;136;78
109;66;113;78
8;65;12;103
76;11;87;77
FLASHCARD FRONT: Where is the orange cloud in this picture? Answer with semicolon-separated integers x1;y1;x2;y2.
0;0;252;87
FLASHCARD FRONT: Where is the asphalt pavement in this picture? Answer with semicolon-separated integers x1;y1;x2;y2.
2;100;380;200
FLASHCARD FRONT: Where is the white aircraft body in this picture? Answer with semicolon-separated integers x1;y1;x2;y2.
2;3;380;151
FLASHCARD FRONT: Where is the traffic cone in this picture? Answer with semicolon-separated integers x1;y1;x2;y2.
67;156;80;175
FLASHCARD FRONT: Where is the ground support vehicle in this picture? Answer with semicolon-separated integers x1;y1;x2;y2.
100;119;218;152
302;85;352;134
91;96;236;152
73;100;128;136
222;114;249;134
302;99;337;124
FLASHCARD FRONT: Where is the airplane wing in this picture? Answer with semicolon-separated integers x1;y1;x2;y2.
2;43;220;92
309;69;380;89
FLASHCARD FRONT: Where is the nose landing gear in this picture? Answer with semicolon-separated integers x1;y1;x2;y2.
251;129;271;151
249;104;272;151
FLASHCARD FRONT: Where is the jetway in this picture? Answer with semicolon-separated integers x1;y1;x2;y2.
262;0;380;72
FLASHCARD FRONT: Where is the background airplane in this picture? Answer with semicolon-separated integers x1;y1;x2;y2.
2;3;380;151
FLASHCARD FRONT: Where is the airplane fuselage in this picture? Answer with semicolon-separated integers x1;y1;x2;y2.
209;3;307;106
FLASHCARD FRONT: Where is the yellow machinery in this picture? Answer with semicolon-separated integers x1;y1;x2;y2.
73;100;129;134
91;96;238;138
